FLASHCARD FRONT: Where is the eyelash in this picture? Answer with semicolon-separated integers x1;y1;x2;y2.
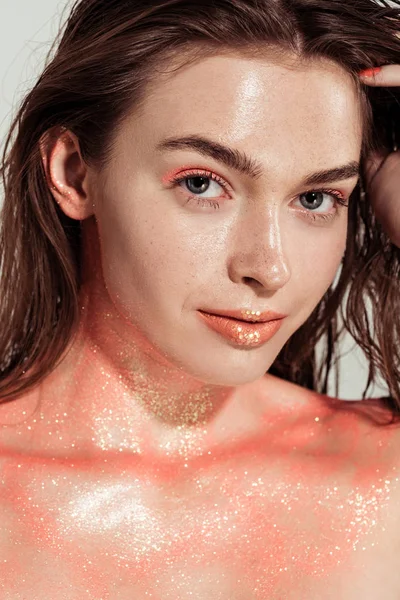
170;168;349;222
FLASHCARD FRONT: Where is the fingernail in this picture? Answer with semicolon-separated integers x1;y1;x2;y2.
359;67;382;78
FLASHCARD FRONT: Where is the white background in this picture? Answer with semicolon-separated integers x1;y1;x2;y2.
0;0;390;400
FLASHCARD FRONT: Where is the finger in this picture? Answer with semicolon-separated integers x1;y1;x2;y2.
359;64;400;86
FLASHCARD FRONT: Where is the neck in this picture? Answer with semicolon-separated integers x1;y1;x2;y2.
60;278;237;451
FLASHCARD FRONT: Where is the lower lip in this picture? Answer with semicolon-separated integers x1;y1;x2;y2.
197;311;284;347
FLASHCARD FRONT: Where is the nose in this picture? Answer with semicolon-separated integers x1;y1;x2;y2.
227;203;291;291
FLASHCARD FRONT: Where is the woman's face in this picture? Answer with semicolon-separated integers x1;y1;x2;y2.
89;52;363;386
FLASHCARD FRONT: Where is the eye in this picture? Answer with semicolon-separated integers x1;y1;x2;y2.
181;174;224;198
297;190;348;213
294;189;349;223
169;169;231;209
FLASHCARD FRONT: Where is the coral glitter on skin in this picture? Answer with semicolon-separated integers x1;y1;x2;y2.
197;308;286;346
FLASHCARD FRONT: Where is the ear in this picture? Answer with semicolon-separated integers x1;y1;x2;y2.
39;126;94;220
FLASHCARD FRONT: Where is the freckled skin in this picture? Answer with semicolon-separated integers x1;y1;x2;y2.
1;52;400;598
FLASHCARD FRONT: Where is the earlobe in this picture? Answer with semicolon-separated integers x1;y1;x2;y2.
39;126;94;221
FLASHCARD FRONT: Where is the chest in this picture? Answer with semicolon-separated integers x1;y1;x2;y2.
1;453;400;600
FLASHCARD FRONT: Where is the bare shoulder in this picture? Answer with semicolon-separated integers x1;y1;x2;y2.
258;373;400;471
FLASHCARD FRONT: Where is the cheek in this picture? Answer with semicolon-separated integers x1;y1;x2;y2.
282;229;346;339
292;225;347;304
94;193;220;306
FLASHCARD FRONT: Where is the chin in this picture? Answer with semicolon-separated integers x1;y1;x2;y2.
172;351;274;387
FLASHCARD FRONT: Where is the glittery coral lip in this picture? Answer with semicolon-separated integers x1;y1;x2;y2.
197;310;284;347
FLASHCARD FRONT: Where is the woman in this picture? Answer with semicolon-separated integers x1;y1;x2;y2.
1;0;400;597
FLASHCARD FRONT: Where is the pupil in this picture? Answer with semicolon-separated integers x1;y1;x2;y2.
303;191;323;209
188;176;209;193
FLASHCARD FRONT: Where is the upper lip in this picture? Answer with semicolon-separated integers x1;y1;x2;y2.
199;308;287;323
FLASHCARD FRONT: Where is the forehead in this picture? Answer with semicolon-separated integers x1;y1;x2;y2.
128;52;363;173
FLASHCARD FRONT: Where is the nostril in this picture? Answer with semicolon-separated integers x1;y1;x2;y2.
243;276;261;286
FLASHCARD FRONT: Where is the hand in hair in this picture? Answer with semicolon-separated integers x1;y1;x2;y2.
359;64;400;248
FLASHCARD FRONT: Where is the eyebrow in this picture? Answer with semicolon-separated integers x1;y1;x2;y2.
156;135;360;185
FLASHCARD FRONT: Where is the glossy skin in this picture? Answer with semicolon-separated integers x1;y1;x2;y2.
1;51;399;598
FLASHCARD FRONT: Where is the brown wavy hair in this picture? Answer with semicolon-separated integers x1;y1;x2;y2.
1;0;400;421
